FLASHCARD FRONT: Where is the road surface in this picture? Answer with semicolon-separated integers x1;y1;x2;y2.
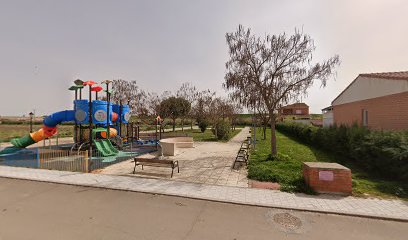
0;178;406;240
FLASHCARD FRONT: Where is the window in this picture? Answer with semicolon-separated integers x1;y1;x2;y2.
362;109;368;127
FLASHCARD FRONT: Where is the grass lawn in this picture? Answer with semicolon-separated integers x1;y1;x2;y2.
0;124;73;142
172;128;242;142
249;128;408;200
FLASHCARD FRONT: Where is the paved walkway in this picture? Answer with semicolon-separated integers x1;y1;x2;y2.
0;166;407;221
100;127;249;187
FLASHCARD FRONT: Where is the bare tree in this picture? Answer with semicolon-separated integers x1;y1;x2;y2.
145;92;161;117
255;101;270;140
191;89;215;125
159;97;191;132
227;98;242;131
176;82;198;131
111;79;144;120
224;25;340;155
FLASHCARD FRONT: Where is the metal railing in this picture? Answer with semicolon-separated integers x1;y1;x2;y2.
38;149;89;172
0;143;157;173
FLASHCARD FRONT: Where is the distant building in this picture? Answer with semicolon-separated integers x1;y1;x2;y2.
322;106;333;127
331;71;408;130
279;103;309;116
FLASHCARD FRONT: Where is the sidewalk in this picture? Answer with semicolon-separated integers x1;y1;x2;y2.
0;166;407;221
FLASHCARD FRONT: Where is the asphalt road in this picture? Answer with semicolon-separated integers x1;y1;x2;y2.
0;177;406;240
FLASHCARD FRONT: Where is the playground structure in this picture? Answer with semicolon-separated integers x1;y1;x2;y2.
0;79;194;173
0;80;133;157
0;79;166;173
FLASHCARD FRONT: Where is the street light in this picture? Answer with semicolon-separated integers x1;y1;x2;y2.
29;112;34;133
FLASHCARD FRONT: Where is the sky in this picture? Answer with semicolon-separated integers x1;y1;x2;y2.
0;0;407;116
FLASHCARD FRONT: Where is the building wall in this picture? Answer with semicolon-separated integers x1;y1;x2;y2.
281;108;309;115
332;76;408;106
333;91;408;130
323;111;333;127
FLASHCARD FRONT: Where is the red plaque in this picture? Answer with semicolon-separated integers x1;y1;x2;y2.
319;171;334;181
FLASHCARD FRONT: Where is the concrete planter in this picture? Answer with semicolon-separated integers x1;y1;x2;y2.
160;137;194;156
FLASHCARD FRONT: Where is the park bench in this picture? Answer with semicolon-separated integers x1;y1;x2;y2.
233;138;251;168
133;157;180;178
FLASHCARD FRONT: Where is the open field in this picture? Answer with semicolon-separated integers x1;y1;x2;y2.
248;128;408;200
0;124;74;142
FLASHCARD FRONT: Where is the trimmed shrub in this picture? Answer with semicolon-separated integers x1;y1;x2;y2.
276;122;408;181
212;121;231;140
198;119;208;133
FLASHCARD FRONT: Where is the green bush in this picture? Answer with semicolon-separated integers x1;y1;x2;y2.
212;121;231;140
198;119;208;133
276;122;408;181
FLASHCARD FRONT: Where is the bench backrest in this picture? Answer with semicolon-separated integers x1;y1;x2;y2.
135;158;174;165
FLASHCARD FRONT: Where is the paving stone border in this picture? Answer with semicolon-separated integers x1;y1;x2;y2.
0;166;407;222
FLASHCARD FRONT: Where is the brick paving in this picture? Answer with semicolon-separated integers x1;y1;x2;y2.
0;166;407;221
100;127;250;187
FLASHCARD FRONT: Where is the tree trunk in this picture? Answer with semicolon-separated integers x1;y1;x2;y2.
173;118;176;132
191;118;193;130
263;125;267;140
270;118;277;155
181;118;184;132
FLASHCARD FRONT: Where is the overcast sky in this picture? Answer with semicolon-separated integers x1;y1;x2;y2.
0;0;407;116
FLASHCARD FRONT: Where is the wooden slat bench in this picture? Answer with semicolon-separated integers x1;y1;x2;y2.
132;157;179;178
233;138;251;168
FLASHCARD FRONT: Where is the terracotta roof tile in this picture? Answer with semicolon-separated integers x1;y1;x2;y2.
359;71;408;80
281;103;309;109
331;71;408;105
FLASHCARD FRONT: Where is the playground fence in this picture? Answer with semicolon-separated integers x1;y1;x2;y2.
1;143;157;173
38;149;89;172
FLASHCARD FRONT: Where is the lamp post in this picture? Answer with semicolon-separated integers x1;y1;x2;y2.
29;112;34;133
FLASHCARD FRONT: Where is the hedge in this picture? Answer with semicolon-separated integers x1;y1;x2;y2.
276;122;408;181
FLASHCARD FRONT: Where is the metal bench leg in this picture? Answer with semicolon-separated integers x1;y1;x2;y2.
133;163;137;174
175;161;179;173
171;167;174;178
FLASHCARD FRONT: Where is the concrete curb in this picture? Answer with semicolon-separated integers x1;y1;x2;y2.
0;166;407;222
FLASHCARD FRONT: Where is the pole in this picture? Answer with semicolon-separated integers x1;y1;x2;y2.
137;125;140;140
119;101;123;137
29;114;33;133
159;122;162;140
88;85;93;169
105;82;110;140
74;89;78;144
155;118;158;150
127;100;130;142
252;106;256;149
